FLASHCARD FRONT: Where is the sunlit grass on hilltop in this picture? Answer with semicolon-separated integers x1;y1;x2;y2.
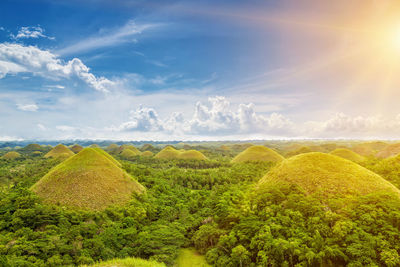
231;145;283;163
257;152;400;205
31;148;144;210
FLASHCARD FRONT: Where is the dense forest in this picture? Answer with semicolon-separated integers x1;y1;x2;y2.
1;142;400;266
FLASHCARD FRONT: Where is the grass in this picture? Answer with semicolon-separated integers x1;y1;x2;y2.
23;143;42;151
231;145;284;163
106;143;120;153
376;143;400;159
175;248;210;267
141;151;154;157
92;147;121;167
71;144;84;153
82;257;166;267
118;145;141;155
120;148;140;159
44;144;74;159
2;151;21;160
155;146;207;160
31;148;144;210
285;146;313;157
330;148;365;163
257;152;400;201
178;150;207;160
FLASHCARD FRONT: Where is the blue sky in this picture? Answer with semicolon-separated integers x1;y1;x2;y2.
1;0;400;140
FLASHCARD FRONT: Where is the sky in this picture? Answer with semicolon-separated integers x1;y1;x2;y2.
1;0;400;141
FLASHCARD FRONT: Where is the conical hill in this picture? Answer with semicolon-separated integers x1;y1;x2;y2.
257;152;400;202
231;145;284;163
44;144;74;159
329;148;365;163
31;148;144;210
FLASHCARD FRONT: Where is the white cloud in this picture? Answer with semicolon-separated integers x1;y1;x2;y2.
111;96;295;137
112;105;163;132
0;43;114;92
16;103;38;112
37;123;47;131
11;26;55;40
56;125;76;132
57;20;158;55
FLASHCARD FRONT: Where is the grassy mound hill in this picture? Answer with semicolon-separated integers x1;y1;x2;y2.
31;148;144;210
44;144;74;159
376;143;400;159
91;148;121;167
84;257;166;267
178;150;207;160
154;146;181;159
231;145;283;163
118;145;141;155
2;151;21;160
141;143;155;151
154;146;207;160
351;141;388;156
89;144;100;148
106;144;119;154
330;148;365;163
285;146;313;157
22;143;42;151
120;149;139;160
141;151;154;157
70;144;83;154
257;152;400;202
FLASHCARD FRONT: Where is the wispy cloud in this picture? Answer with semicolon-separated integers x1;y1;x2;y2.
17;103;38;112
57;20;160;56
11;26;55;40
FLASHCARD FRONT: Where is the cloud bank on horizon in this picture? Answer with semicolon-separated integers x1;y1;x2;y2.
1;0;400;141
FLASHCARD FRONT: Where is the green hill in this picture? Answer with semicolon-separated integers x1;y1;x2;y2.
89;144;100;148
31;148;144;210
84;257;166;267
2;151;21;160
376;143;400;159
351;141;388;157
120;149;139;159
231;145;283;163
118;145;141;155
92;148;121;167
329;148;365;163
44;144;74;159
257;152;400;203
22;143;42;151
285;146;313;157
141;151;154;157
178;150;207;160
154;146;181;159
106;143;119;154
70;144;84;154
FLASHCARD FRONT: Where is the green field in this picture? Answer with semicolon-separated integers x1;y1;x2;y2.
175;249;210;267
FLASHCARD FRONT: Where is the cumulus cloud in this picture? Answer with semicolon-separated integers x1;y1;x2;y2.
16;103;38;111
11;26;55;40
111;96;295;137
0;43;114;92
112;105;163;132
305;113;400;138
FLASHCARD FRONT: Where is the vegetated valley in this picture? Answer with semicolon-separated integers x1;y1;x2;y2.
1;141;400;266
